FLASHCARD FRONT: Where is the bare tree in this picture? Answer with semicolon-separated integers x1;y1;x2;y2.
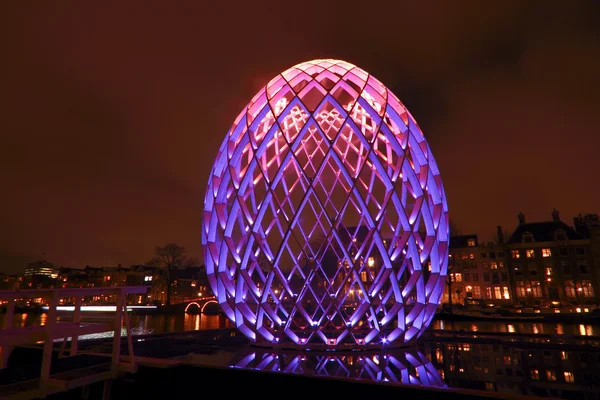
148;243;188;306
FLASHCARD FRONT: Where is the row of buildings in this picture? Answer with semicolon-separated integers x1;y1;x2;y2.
0;262;211;306
446;210;600;307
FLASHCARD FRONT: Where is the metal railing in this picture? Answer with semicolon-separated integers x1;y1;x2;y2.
0;286;148;398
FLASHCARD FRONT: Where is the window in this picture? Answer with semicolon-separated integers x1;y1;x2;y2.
529;266;538;276
486;287;492;299
473;286;481;298
503;287;510;300
469;253;475;260
579;261;589;274
531;369;540;380
455;273;463;282
546;370;557;381
542;248;551;257
498;251;505;258
514;264;522;275
562;261;572;275
511;250;520;259
464;273;470;282
490;262;498;269
483;272;490;282
489;252;496;259
559;247;568;256
481;262;488;268
555;231;567;241
367;257;375;267
498;261;504;268
565;281;576;297
526;249;535;258
360;271;367;282
516;281;526;297
564;372;574;383
467;239;476;247
561;351;569;360
581;281;595;298
576;247;586;255
531;281;542;297
144;276;153;282
472;273;479;282
523;232;534;242
545;267;553;276
480;252;487;258
494;287;502;299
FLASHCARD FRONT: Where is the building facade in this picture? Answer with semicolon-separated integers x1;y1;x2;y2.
506;210;600;306
445;234;512;307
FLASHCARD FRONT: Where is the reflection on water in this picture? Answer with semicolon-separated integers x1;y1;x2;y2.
230;348;446;388
433;320;598;336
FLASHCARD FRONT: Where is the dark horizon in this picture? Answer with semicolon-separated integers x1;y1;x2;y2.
2;1;599;272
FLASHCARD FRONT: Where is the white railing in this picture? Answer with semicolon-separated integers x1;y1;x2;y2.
0;286;148;397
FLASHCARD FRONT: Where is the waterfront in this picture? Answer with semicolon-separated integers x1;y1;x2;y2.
5;312;600;338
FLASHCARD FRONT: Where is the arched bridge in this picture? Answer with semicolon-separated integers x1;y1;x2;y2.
179;296;221;315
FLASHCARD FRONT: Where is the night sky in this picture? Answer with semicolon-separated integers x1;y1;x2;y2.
2;1;599;272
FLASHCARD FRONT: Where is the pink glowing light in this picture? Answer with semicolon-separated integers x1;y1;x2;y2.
202;59;449;347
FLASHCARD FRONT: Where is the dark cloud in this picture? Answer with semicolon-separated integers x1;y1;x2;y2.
0;1;598;272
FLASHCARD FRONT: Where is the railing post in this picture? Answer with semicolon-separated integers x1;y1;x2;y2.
70;296;82;356
122;294;135;368
41;291;59;390
0;298;15;368
111;289;124;372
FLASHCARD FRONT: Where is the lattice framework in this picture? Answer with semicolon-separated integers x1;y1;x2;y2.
202;59;449;347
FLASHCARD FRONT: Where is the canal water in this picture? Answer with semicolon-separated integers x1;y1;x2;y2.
5;312;600;337
6;312;600;399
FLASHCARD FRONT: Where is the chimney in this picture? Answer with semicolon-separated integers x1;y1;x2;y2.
517;212;525;224
551;208;560;222
497;226;504;243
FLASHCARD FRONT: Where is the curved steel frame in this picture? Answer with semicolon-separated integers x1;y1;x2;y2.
202;59;449;347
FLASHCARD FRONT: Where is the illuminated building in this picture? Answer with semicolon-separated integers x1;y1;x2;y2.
446;234;512;307
202;59;449;347
24;260;58;288
506;210;600;306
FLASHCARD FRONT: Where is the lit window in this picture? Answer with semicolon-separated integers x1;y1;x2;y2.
526;249;535;258
546;370;556;381
561;351;569;360
542;248;551;257
367;257;375;267
503;287;510;299
485;382;494;391
511;250;520;259
467;239;476;247
191;282;196;287
494;287;502;299
531;369;539;380
531;282;542;297
486;287;492;299
472;286;481;298
144;276;153;282
490;262;497;270
564;372;574;383
469;253;474;260
455;273;462;282
545;267;553;276
565;281;576;297
360;271;367;282
581;280;595;298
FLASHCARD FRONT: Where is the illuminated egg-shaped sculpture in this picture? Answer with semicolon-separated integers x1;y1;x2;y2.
202;59;449;347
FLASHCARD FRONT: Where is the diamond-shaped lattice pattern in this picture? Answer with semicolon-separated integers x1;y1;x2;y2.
202;59;449;347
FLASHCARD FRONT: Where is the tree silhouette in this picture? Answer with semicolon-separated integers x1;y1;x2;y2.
148;243;189;306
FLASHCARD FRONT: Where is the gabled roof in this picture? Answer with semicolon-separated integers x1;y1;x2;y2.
507;221;583;244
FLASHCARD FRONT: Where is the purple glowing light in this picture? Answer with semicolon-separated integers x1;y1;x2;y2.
202;59;449;347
